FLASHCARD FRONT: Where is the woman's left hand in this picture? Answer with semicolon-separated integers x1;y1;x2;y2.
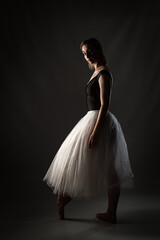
88;131;100;149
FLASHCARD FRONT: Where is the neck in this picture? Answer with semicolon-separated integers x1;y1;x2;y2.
92;62;106;71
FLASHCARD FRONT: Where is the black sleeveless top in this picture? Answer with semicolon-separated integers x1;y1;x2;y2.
85;69;112;111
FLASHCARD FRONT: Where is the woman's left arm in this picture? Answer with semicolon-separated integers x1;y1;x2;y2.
88;73;111;148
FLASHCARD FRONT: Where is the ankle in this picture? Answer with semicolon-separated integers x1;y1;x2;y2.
106;210;116;218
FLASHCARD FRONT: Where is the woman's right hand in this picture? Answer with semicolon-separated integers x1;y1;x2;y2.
88;131;99;149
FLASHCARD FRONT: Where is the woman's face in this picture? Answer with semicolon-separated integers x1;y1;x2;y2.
81;44;98;64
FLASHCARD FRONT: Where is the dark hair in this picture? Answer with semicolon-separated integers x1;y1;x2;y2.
80;38;106;65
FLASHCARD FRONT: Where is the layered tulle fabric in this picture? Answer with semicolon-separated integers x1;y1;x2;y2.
43;110;134;199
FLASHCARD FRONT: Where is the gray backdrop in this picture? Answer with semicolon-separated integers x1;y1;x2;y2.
2;0;160;219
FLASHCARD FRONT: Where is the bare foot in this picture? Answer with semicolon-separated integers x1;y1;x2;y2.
57;195;71;220
96;212;117;224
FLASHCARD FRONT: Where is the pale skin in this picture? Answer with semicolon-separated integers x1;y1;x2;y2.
81;44;111;149
81;43;120;223
57;44;120;223
57;43;120;223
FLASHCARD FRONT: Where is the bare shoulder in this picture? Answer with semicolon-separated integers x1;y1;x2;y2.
98;70;111;87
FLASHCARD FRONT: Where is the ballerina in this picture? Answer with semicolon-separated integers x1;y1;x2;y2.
43;38;134;223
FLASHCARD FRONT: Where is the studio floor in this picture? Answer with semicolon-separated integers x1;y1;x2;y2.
2;187;160;240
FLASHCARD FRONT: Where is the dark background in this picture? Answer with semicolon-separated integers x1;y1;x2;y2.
2;0;160;226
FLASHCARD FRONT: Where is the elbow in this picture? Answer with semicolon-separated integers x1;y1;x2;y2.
100;102;108;113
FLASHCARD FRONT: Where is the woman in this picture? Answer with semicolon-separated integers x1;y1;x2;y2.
43;38;134;223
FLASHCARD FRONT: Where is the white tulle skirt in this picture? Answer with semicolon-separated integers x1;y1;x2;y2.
43;110;134;199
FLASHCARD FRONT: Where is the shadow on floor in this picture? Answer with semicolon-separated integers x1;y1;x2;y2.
3;194;160;240
55;208;160;240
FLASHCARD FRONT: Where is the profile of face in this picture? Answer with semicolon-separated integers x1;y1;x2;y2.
81;44;98;65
